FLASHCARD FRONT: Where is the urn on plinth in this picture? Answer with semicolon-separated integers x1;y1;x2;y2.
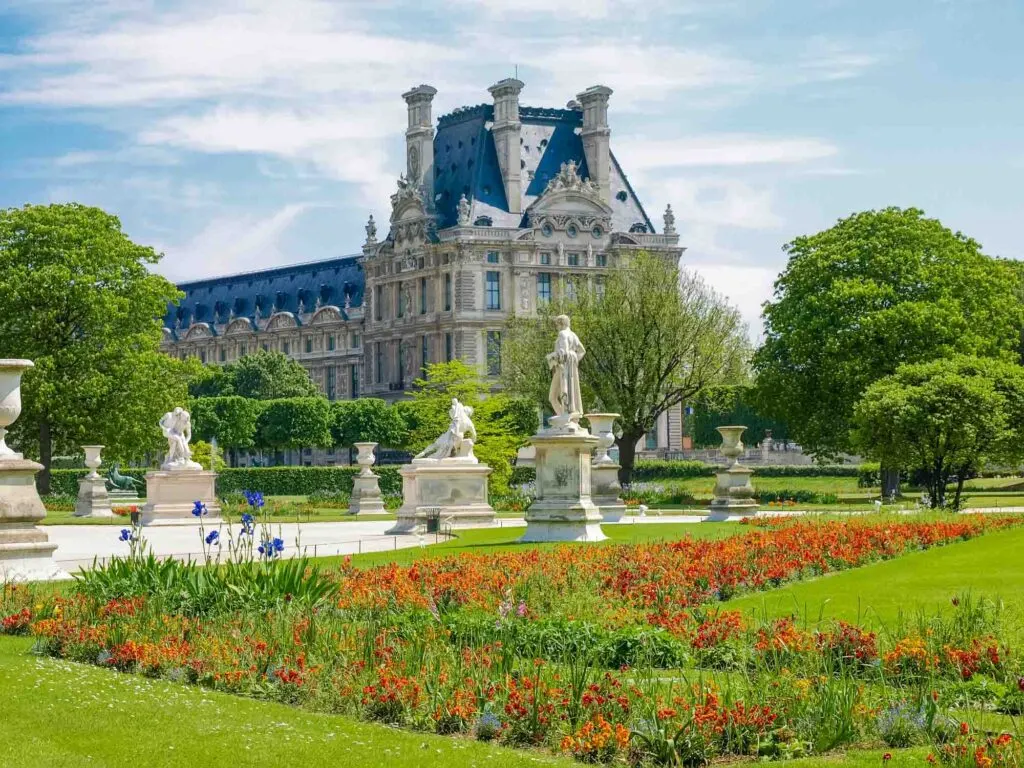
585;413;627;523
0;360;67;581
350;442;386;515
74;445;114;518
706;425;759;522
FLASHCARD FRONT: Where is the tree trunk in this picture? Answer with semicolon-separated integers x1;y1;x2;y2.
880;466;900;500
952;472;966;512
616;429;644;486
38;419;52;496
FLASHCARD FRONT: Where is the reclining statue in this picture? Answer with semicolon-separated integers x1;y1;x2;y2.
106;462;142;492
414;398;477;461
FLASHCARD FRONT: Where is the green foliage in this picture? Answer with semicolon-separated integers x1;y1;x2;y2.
754;207;1024;459
0;203;196;491
502;251;750;482
690;385;788;447
189;396;264;450
49;468;148;497
331;398;407;448
190;441;226;472
189;350;319;400
853;356;1024;508
857;462;882;488
255;397;333;451
214;466;403;496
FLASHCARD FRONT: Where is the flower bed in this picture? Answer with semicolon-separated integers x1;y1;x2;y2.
3;516;1024;766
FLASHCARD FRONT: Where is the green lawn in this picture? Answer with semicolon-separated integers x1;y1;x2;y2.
0;635;571;768
725;525;1024;639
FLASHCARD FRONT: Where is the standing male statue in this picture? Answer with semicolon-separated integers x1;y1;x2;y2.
159;407;202;470
546;314;586;428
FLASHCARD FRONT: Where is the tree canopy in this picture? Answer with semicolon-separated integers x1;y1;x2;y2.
753;207;1024;460
331;398;408;448
502;251;749;482
0;203;195;492
852;356;1024;509
690;385;788;448
189;350;320;400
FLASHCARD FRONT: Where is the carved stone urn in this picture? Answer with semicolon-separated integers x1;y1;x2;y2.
586;413;617;466
82;445;104;479
716;426;746;466
0;360;33;458
354;442;378;477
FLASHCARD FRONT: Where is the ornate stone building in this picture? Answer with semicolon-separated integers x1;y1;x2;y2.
163;80;686;463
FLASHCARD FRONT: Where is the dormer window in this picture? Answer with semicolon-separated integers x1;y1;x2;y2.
629;222;648;234
474;216;493;227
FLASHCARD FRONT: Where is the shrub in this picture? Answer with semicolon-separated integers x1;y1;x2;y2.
510;465;535;485
857;462;881;488
215;466;402;496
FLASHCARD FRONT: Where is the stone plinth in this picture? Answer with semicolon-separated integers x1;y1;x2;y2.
387;459;495;534
141;469;221;525
520;427;606;543
349;471;386;515
706;465;759;521
74;474;114;518
592;463;627;522
0;457;66;581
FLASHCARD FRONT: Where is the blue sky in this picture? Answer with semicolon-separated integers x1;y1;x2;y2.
1;0;1021;335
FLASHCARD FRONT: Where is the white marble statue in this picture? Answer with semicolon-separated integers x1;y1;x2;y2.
457;194;471;226
159;407;202;471
415;398;477;461
546;314;586;428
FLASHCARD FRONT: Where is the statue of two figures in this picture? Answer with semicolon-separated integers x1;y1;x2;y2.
546;314;586;431
415;398;478;462
159;407;202;471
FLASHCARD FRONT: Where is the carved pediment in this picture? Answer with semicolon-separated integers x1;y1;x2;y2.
266;311;299;331
225;318;255;335
526;162;613;227
184;323;214;340
310;306;344;325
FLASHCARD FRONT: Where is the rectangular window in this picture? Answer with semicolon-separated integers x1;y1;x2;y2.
645;427;659;451
567;253;579;267
596;253;607;267
261;343;268;352
565;277;577;303
326;366;336;400
284;341;291;355
420;277;427;314
375;343;383;384
444;273;452;311
397;343;405;385
445;332;453;362
199;350;206;363
351;333;360;348
396;281;404;318
537;273;552;305
350;364;359;399
486;331;501;376
304;338;312;354
218;348;226;362
485;271;501;310
374;285;383;321
596;276;606;299
486;250;500;264
240;343;248;356
540;252;551;266
421;335;429;374
327;335;335;351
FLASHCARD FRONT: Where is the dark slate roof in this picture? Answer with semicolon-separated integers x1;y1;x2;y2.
165;255;363;328
432;104;653;233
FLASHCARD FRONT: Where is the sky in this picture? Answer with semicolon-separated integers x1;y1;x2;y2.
1;0;1021;337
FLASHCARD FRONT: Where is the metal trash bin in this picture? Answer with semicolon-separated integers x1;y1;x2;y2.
130;510;141;526
425;507;441;534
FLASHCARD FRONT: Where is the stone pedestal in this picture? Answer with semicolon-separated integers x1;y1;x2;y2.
75;474;114;518
387;459;495;534
349;442;385;515
585;413;626;522
141;469;221;525
706;426;758;521
0;457;66;581
520;426;606;543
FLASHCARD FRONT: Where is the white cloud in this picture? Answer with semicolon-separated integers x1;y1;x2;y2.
617;134;838;170
687;262;777;339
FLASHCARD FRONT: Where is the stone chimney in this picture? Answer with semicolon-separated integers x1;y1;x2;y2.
488;78;525;214
576;85;613;204
401;84;438;207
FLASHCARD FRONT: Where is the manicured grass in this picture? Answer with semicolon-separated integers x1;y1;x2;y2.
725;524;1024;638
0;635;571;768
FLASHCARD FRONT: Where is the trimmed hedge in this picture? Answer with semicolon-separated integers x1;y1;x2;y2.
48;468;148;497
512;460;865;486
215;466;403;497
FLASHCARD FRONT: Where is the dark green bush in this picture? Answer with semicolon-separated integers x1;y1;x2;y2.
215;466;402;496
510;465;536;486
857;462;881;488
757;489;840;504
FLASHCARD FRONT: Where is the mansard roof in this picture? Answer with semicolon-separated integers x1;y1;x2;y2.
164;255;363;329
432;104;654;233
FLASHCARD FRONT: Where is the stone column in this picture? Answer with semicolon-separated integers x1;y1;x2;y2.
585;413;626;522
74;445;114;518
706;425;759;521
349;442;386;515
0;360;66;581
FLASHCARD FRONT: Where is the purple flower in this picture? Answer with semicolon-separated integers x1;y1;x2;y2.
191;500;207;517
205;530;220;546
118;529;132;542
517;601;528;618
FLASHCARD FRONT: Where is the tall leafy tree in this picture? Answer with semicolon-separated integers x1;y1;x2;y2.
0;203;194;492
331;398;407;448
502;251;749;483
189;350;319;400
852;357;1024;509
754;207;1023;460
255;398;333;453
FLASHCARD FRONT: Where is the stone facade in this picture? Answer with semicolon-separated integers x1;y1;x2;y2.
161;80;686;464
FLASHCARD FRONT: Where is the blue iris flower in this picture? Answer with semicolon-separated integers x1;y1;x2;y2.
243;490;265;509
272;537;285;553
258;537;285;559
118;528;131;542
205;530;220;546
192;500;207;517
240;512;255;536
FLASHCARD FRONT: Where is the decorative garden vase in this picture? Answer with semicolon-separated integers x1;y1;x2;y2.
716;426;746;466
355;442;378;477
82;445;104;480
585;413;617;466
0;360;32;458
